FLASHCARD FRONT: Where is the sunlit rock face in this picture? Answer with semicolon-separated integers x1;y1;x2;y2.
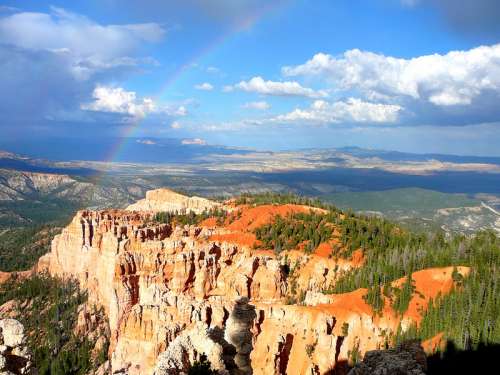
126;188;221;214
39;190;465;374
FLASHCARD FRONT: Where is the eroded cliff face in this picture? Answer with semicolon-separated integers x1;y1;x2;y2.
126;188;220;214
38;191;465;374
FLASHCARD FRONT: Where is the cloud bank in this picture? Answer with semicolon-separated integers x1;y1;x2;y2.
282;44;500;126
226;76;328;98
273;99;401;125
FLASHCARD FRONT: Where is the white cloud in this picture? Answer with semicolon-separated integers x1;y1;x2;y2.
272;99;402;125
82;86;188;119
171;121;181;129
200;99;401;132
174;106;188;116
136;139;156;145
182;138;207;145
0;7;165;64
194;82;214;91
227;76;328;98
195;119;261;132
206;66;220;74
242;101;271;110
82;86;155;118
282;44;500;108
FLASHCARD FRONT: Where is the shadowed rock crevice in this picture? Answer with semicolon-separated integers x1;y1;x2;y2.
335;336;345;364
275;333;294;375
427;341;500;374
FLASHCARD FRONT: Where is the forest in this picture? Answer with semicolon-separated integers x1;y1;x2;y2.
0;226;60;272
0;274;109;375
248;193;500;351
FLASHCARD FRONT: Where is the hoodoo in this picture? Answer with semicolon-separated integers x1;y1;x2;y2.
37;190;467;374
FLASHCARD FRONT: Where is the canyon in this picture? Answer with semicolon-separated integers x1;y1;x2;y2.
34;189;463;374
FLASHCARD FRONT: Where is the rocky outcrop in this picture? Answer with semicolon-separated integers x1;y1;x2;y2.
126;188;220;214
38;191;465;374
153;323;227;375
153;297;256;375
224;297;256;374
348;340;427;375
0;319;36;375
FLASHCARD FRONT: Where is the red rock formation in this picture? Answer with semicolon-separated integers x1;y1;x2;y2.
38;192;466;374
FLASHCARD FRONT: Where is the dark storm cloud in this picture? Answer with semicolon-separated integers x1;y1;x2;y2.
436;0;500;35
408;0;500;38
0;7;166;134
0;45;87;124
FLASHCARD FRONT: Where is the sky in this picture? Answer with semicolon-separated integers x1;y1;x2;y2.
1;0;500;157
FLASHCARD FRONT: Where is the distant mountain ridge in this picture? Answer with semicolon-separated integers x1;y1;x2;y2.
0;137;251;164
336;146;500;165
1;139;500;166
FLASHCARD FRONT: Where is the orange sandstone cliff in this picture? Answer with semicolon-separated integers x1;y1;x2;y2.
126;188;220;214
37;189;466;374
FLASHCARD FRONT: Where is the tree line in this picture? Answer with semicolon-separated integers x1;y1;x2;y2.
152;207;227;226
245;193;499;350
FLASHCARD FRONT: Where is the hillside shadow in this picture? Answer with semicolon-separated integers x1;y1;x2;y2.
325;359;350;375
427;341;500;374
325;341;500;375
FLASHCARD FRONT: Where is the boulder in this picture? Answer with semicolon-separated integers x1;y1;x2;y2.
0;319;35;375
348;341;427;375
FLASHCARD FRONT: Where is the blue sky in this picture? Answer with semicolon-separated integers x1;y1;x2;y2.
1;0;500;156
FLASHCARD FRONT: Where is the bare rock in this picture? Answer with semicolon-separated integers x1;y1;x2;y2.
0;320;25;348
0;319;36;375
154;323;228;375
126;188;220;214
348;341;427;375
225;298;256;375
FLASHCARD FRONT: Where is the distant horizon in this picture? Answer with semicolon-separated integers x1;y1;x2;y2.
3;136;500;164
3;136;500;161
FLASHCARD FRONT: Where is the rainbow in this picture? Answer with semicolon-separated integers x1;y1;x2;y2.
106;1;288;164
